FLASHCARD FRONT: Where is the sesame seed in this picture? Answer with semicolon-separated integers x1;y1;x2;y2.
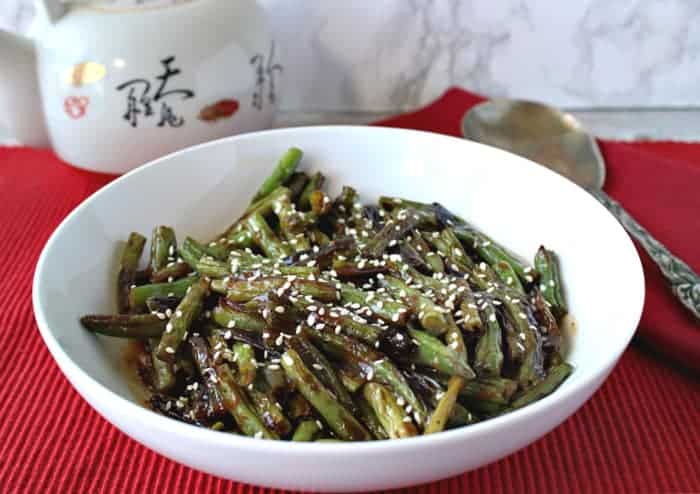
274;306;285;314
488;313;497;322
156;312;166;320
165;322;173;333
227;320;236;328
312;363;323;370
165;347;175;354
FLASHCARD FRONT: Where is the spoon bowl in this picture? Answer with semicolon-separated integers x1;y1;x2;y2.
462;100;605;189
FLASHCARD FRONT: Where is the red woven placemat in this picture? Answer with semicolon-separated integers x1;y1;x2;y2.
2;91;699;492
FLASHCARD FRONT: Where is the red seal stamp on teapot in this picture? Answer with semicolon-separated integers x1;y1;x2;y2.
64;96;90;119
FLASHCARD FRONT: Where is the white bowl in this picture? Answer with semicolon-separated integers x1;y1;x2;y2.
33;126;644;492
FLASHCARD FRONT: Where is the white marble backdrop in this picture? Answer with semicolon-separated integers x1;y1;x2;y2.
3;0;700;111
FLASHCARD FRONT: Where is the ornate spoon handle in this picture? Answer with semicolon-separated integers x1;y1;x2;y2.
590;189;700;320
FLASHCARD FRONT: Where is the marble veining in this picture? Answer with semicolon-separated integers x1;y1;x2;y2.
3;0;700;112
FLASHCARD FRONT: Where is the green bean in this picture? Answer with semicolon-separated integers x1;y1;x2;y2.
156;279;208;362
150;262;191;283
248;387;292;437
511;363;573;409
308;228;330;246
289;336;356;413
225;228;255;248
251;147;303;204
287;283;378;342
178;236;206;268
150;226;176;272
492;260;525;294
228;250;319;277
246;212;294;259
474;302;504;377
516;327;546;388
407;328;475;380
444;314;467;363
458;287;482;331
149;337;176;392
447;403;478;428
285;171;309;201
242;185;291;220
118;232;146;313
354;394;389;440
380;276;448;335
332;259;389;278
455;226;531;282
194;256;229;278
213;277;337;303
310;190;332;216
363;209;418;259
338;365;366;393
299;171;325;211
410;231;445;273
461;377;518;404
213;362;278;439
310;330;428;425
534;246;567;318
377;196;448;228
314;310;382;345
262;364;287;393
286;392;314;420
275;195;315;239
232;342;257;386
363;382;417;439
424;228;475;274
129;276;198;310
211;304;266;332
189;335;226;418
425;376;465;434
80;314;166;338
339;283;410;325
281;347;371;441
388;262;445;297
291;420;322;441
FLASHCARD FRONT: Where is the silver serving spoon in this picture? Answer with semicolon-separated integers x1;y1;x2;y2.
462;99;700;320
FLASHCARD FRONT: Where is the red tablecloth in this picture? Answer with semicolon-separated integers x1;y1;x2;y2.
2;90;699;493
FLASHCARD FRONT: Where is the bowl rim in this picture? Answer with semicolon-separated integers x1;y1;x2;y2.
32;125;645;457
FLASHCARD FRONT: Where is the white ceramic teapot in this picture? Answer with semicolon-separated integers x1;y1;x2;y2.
0;0;280;174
